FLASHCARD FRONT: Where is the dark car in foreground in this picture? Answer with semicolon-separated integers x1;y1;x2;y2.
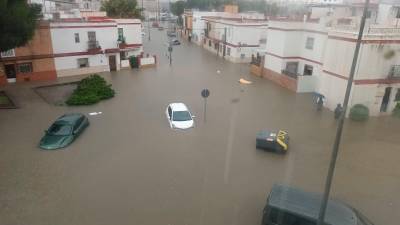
39;113;89;150
262;184;374;225
256;130;289;154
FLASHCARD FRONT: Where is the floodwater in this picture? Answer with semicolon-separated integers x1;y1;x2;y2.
0;25;399;225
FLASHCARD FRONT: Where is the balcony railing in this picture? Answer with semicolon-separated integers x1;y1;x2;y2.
282;69;299;79
367;27;400;34
1;49;15;58
87;40;100;50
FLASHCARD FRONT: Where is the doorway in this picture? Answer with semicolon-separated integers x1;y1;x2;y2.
108;55;117;71
4;64;16;83
380;87;392;112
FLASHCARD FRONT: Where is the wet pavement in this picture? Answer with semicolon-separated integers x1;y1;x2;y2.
0;25;399;225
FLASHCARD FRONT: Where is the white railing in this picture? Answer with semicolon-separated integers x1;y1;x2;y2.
367;27;400;34
1;49;15;58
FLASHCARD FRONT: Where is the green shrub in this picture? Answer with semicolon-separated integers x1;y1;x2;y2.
66;74;115;105
393;102;400;118
129;56;138;68
349;104;369;121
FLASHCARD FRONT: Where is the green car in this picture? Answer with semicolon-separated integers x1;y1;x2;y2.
39;113;89;150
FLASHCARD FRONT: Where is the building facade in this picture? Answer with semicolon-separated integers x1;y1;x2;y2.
0;21;57;85
259;2;400;116
203;18;268;63
0;18;143;85
50;18;143;77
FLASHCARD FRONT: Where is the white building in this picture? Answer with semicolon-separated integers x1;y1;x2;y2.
203;18;268;63
258;2;400;116
50;18;143;77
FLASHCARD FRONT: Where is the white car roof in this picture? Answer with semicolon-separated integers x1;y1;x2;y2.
170;103;188;111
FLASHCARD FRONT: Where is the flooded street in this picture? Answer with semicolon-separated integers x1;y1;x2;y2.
0;27;399;225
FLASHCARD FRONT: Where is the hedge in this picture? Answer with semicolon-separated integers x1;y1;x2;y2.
349;104;369;121
66;74;115;105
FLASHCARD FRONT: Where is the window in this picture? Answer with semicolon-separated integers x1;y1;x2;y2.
396;7;400;19
303;64;313;76
351;7;357;16
77;58;89;68
120;51;127;60
286;62;299;74
88;31;96;42
74;33;80;43
17;63;32;73
208;40;211;47
389;65;400;77
240;53;245;59
305;37;314;50
366;10;372;18
73;117;84;131
118;28;124;40
227;47;231;56
214;43;218;50
395;89;400;101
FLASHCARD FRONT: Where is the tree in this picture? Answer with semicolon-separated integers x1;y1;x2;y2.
0;0;42;52
170;1;186;17
101;0;142;19
170;1;186;26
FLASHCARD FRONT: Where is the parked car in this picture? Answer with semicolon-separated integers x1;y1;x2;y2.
39;113;89;150
165;103;195;129
262;184;374;225
167;31;177;37
256;129;289;154
171;39;180;45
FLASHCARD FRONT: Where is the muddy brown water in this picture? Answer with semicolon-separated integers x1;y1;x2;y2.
0;26;399;225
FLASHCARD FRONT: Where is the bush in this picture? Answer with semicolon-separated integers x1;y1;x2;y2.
349;104;369;121
129;56;138;68
66;74;115;105
393;102;400;118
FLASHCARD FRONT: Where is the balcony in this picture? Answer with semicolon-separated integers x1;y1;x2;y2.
87;40;101;54
117;36;127;48
281;69;299;80
1;49;15;58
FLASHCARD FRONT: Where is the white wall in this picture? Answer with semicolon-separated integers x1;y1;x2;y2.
356;44;400;80
55;54;108;70
50;22;118;54
115;19;142;45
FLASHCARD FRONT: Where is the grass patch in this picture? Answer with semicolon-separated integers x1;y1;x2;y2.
0;91;16;108
0;95;10;105
66;74;115;105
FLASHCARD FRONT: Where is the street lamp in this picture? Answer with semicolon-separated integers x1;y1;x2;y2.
316;1;370;225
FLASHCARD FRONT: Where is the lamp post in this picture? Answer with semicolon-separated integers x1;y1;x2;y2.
316;1;370;225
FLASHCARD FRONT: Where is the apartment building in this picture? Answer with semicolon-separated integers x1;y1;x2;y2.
0;21;57;85
182;7;265;46
0;18;143;84
50;18;143;77
203;18;268;63
258;2;400;116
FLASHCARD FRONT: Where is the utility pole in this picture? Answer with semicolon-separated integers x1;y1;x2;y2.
148;20;151;41
223;27;227;58
316;1;370;225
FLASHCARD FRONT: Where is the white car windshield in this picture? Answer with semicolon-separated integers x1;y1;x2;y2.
172;111;192;121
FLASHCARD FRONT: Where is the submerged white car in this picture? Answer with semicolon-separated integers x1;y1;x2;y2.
166;103;195;129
